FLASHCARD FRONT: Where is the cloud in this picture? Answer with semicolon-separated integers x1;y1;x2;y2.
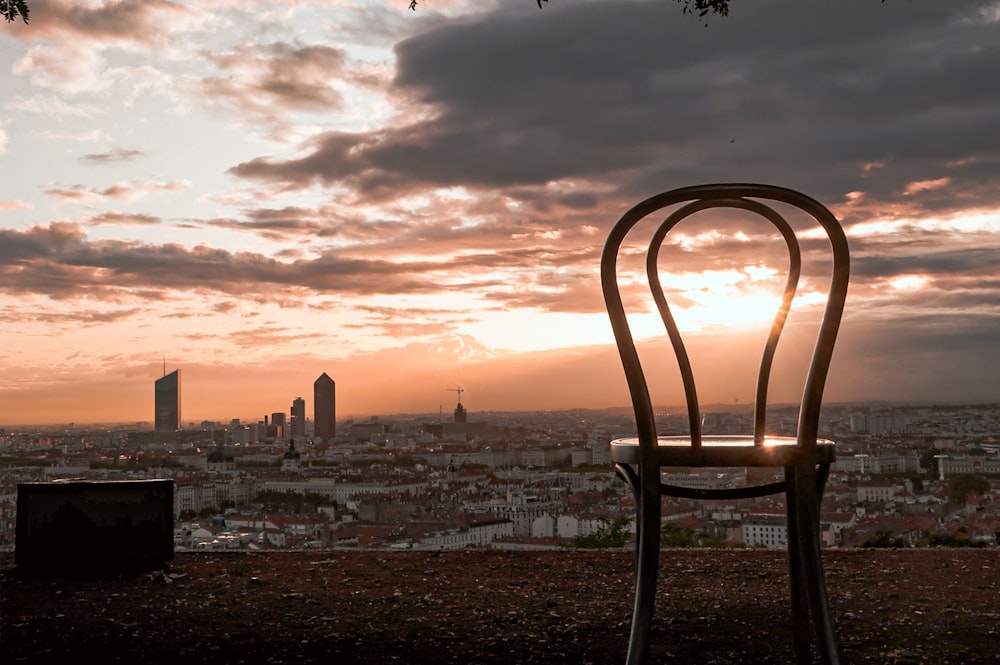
0;222;504;302
5;94;102;118
11;0;202;44
192;38;390;141
902;177;951;196
13;41;112;94
226;0;1000;224
0;200;35;211
223;326;333;349
15;307;146;326
85;211;162;226
43;179;191;206
200;42;349;112
344;304;481;339
9;0;206;94
79;148;146;164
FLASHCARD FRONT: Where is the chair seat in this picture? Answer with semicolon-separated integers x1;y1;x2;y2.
610;435;836;467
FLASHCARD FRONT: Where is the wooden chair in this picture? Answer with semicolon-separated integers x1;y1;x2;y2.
602;184;848;665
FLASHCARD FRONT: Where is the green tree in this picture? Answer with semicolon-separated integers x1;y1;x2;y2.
919;447;943;477
661;522;726;548
661;522;700;547
927;531;986;548
254;489;329;513
573;517;631;548
947;474;991;505
861;528;909;549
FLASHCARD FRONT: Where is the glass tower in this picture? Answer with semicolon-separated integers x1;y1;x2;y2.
154;369;181;431
290;396;306;438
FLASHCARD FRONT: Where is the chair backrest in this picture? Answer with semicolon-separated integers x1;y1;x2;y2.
601;184;849;454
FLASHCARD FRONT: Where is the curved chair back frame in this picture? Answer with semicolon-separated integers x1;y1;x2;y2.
601;184;850;459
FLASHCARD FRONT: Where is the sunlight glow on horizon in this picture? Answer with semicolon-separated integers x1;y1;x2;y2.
888;274;931;291
849;209;1000;237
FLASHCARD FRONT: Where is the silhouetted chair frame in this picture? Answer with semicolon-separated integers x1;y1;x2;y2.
602;184;848;665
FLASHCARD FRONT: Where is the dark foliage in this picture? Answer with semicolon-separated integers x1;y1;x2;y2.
947;473;991;505
861;527;909;549
2;0;29;23
573;517;631;548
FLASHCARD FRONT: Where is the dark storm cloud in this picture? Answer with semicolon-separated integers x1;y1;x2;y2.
230;0;1000;219
206;207;410;242
207;200;604;264
0;223;533;301
852;246;1000;280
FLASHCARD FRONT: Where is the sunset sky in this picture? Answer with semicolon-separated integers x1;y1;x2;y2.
2;0;998;427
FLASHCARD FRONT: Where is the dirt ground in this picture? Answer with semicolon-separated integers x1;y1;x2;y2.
2;549;998;664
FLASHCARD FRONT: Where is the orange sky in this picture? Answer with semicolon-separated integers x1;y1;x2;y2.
2;1;999;426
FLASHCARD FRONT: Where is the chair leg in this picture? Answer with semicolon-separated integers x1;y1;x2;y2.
616;464;643;566
785;466;813;665
807;463;843;665
616;464;641;506
793;462;843;665
626;465;662;665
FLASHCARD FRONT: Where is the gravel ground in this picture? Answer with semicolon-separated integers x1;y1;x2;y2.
2;549;998;665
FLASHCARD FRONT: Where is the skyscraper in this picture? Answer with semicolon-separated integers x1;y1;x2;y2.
270;412;286;439
314;373;336;441
290;396;306;438
154;369;181;431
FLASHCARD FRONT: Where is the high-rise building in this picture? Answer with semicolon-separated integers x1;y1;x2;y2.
314;373;336;442
290;397;306;438
270;412;286;439
154;369;181;431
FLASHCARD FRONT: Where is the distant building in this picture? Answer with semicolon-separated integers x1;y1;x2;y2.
270;412;286;439
291;397;306;438
154;369;181;431
833;453;920;474
850;412;910;434
423;398;488;441
314;373;336;441
742;514;787;549
282;440;302;471
936;450;1000;477
349;419;386;440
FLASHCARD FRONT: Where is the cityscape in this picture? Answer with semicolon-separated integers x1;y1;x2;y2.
3;3;999;662
2;368;997;553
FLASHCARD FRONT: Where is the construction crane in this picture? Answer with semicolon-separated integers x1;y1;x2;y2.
447;387;464;404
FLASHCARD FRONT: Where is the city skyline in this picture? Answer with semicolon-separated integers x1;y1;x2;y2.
2;1;999;426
